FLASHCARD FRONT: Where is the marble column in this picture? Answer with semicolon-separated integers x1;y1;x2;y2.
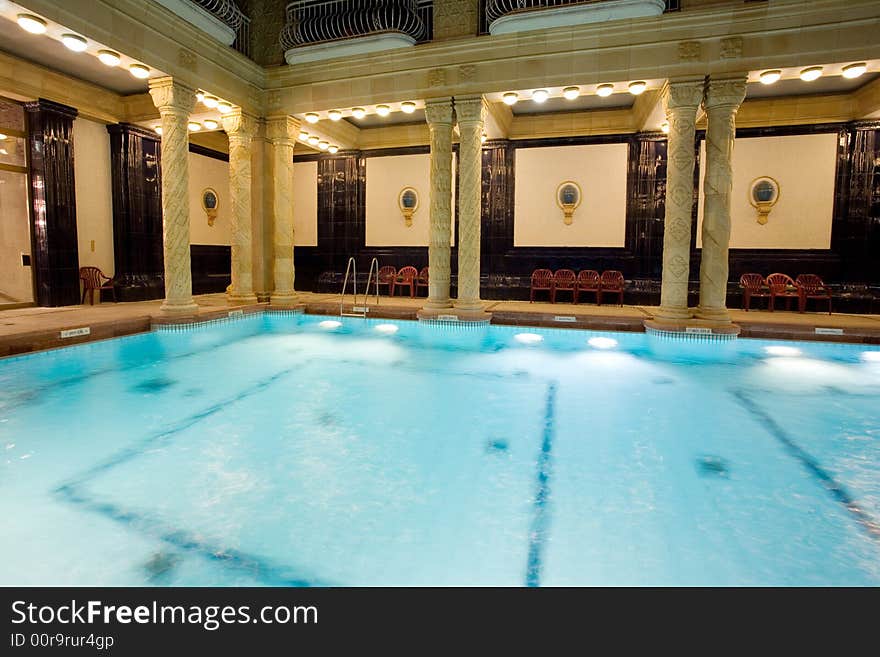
655;80;704;321
423;98;454;310
266;115;300;305
148;78;198;314
453;95;486;311
221;109;258;304
695;77;748;323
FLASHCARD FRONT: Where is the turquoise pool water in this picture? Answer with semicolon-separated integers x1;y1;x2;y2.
1;313;879;586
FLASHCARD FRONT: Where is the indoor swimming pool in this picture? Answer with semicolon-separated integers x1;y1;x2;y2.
1;313;879;586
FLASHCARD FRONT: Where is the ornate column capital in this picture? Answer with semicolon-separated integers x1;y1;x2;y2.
265;114;301;145
148;77;196;115
703;76;748;111
662;79;704;113
425;97;454;126
221;108;258;140
453;94;487;126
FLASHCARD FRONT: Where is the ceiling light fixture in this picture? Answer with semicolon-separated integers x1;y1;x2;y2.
299;131;309;142
307;135;319;145
318;140;329;151
376;104;391;117
16;14;47;34
596;84;614;97
660;122;669;134
203;95;219;108
304;112;319;123
97;50;120;67
799;66;823;82
0;134;7;141
203;119;219;130
129;63;150;79
563;86;581;100
401;101;416;114
759;69;782;85
328;145;339;154
351;107;366;119
481;133;487;143
502;92;518;105
217;101;232;114
532;89;549;103
153;126;162;135
328;109;342;121
842;62;867;79
628;81;647;95
187;122;201;132
61;34;88;52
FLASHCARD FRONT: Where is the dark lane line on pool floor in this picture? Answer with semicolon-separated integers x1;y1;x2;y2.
525;382;558;587
731;388;880;542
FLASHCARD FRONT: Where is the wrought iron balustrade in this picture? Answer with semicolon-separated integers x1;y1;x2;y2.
481;0;679;33
190;0;251;57
280;0;433;50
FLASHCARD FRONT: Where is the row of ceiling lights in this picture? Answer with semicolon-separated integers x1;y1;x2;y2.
297;130;339;153
759;63;867;84
501;81;649;105
303;101;418;124
16;13;151;79
152;92;233;134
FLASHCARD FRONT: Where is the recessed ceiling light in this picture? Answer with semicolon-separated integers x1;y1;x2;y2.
328;109;342;121
0;149;7;156
628;81;647;95
563;86;581;100
217;101;232;114
203;119;219;130
596;84;614;97
97;49;120;66
307;135;319;145
129;63;150;79
61;34;88;52
153;126;162;135
799;66;823;82
318;140;329;151
502;92;518;105
0;134;7;141
16;14;47;34
187;122;201;132
532;89;549;103
759;69;782;85
376;104;391;116
842;62;867;79
401;101;416;114
304;112;320;123
298;131;309;141
203;95;219;108
660;122;669;134
196;91;205;103
481;133;487;143
328;145;339;154
351;107;366;119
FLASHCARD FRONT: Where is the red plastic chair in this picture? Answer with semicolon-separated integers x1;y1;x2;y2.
766;273;798;312
599;270;625;306
574;270;600;305
393;266;418;298
377;266;396;296
552;269;576;304
530;269;553;303
416;267;429;297
739;273;768;311
796;274;832;314
79;266;116;304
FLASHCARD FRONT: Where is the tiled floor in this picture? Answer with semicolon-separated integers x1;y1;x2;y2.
1;291;879;358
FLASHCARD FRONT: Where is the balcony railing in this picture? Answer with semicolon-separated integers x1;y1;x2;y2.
280;0;433;51
191;0;251;57
481;0;679;33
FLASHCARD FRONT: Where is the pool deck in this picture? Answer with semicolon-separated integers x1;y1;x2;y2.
1;291;879;357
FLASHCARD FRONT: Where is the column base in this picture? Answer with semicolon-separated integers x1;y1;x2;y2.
227;291;258;305
160;299;199;314
693;306;732;324
422;298;453;311
270;292;300;308
653;305;693;321
454;299;484;312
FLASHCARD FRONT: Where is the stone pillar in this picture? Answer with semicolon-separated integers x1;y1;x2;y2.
695;77;748;323
423;98;454;310
148;78;198;314
655;80;704;322
454;95;486;312
266;114;300;306
221;109;258;304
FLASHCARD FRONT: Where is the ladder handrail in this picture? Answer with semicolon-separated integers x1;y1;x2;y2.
363;257;379;314
339;256;357;316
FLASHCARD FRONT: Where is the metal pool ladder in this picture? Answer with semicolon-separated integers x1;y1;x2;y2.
339;257;379;318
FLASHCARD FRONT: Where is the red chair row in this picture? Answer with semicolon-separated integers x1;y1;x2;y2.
377;266;429;298
530;269;625;305
740;273;832;313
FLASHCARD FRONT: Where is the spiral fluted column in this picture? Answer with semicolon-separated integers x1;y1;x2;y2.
655;80;704;322
148;78;197;314
221;109;258;304
423;98;454;310
266;115;300;306
696;77;747;323
454;95;486;311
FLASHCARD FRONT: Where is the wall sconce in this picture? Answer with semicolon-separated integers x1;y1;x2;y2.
556;181;582;225
398;187;419;227
748;176;779;225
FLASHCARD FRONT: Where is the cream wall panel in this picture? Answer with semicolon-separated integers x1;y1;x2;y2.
696;133;837;250
0;171;32;302
73;118;114;277
513;144;628;247
188;152;231;246
293;161;318;247
365;153;456;247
